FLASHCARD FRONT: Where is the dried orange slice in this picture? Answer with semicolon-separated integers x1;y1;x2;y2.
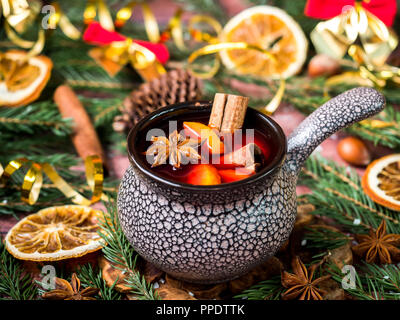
220;6;308;78
5;205;105;261
362;154;400;211
0;50;53;107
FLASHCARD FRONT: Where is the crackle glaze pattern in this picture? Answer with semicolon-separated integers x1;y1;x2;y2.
118;87;385;284
119;164;296;283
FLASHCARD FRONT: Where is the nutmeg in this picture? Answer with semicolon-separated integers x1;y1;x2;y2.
308;54;340;78
337;136;371;166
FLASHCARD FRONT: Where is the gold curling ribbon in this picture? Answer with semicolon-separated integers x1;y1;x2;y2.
262;78;286;116
89;38;166;81
359;119;395;128
85;1;165;81
1;0;80;57
0;156;108;206
1;0;45;56
187;15;222;44
141;3;160;43
160;8;186;50
48;2;81;40
188;42;277;79
84;0;114;31
114;1;160;43
311;2;400;88
311;2;397;66
1;0;40;33
186;15;285;115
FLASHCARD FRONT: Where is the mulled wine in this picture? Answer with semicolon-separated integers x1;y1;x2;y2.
137;93;281;186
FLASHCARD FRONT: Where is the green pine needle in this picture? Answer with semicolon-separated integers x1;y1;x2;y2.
234;276;284;300
0;101;71;136
98;199;160;300
328;262;400;300
304;225;351;250
76;264;122;300
299;154;400;234
0;241;38;300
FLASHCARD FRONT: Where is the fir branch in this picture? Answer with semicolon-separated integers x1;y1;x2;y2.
76;264;122;300
0;241;38;300
98;200;160;300
79;97;123;127
299;155;400;234
66;79;134;90
234;276;284;300
0;102;71;136
327;262;400;300
304;225;351;250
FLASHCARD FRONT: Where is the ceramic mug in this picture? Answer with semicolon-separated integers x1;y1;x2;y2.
118;87;385;284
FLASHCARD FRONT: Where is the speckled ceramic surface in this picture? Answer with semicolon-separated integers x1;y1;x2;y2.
118;87;385;284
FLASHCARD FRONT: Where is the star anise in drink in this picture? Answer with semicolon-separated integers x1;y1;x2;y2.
281;256;330;300
145;130;201;168
42;273;99;300
352;219;400;264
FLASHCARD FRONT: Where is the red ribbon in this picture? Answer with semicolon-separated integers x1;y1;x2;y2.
304;0;397;26
83;22;170;64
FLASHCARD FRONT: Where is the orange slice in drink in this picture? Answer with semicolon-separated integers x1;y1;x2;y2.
219;5;308;78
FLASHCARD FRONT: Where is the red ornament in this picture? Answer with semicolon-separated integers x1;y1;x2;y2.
304;0;397;27
83;22;170;64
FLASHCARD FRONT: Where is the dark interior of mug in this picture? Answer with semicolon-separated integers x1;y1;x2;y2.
127;101;287;190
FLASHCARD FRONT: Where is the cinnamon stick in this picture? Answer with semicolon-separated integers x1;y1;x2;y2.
54;85;108;170
209;93;227;130
208;93;249;133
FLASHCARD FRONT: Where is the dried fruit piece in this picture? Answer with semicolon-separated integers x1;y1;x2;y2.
183;122;224;155
156;284;196;300
0;50;53;107
220;5;308;78
362;154;400;211
186;164;221;185
5;205;105;261
99;256;131;293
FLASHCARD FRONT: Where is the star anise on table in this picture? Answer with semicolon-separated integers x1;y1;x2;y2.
352;219;400;264
42;273;99;300
145;130;201;168
281;256;330;300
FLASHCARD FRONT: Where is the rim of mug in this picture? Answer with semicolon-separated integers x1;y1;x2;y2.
127;101;287;192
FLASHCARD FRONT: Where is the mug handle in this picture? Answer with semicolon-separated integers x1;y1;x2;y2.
283;87;385;175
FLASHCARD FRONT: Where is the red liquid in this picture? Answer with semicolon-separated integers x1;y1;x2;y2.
143;121;272;185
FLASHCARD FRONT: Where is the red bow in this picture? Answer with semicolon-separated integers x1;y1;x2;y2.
304;0;397;26
83;22;169;64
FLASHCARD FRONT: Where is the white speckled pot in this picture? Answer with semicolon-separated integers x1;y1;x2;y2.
118;87;385;284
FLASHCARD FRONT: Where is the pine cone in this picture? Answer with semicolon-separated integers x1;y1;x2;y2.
113;69;202;133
